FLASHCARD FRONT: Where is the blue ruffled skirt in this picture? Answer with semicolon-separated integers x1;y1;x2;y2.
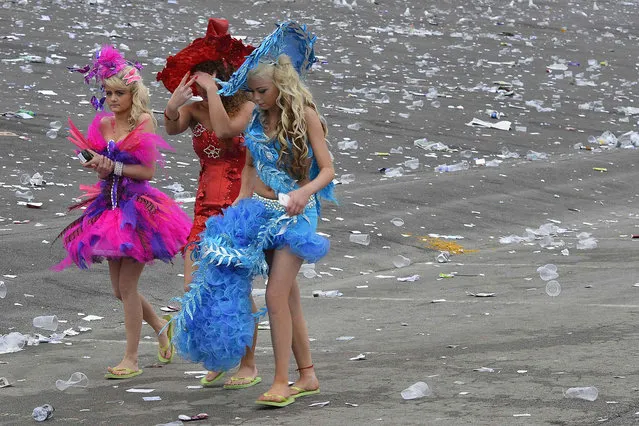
172;196;328;371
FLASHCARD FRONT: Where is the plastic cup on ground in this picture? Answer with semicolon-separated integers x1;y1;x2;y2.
545;280;561;297
349;233;371;246
537;264;558;281
436;251;450;263
33;315;58;331
401;382;432;400
564;386;598;401
55;372;89;391
390;218;404;227
393;255;411;268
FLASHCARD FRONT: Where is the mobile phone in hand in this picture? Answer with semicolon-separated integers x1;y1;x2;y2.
78;149;94;163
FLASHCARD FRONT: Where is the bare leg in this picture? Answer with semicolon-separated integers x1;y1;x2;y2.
257;248;303;402
109;260;171;365
289;279;319;393
109;258;145;374
184;247;196;293
225;296;259;385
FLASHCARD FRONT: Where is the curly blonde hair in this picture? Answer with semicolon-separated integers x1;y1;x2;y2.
103;65;157;131
248;55;326;180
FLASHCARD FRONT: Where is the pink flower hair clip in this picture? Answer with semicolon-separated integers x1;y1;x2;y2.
123;68;142;85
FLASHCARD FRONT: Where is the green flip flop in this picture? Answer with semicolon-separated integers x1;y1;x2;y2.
104;367;143;380
200;371;226;387
255;393;295;408
158;315;175;364
223;376;262;390
290;386;320;399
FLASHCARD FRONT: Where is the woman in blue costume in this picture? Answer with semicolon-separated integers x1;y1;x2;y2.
172;22;336;407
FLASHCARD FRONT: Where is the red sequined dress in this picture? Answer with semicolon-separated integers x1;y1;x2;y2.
187;123;246;244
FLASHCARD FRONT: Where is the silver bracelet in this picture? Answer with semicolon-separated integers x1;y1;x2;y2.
113;161;124;176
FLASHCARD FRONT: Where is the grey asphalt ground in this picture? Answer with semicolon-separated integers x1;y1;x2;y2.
2;0;639;424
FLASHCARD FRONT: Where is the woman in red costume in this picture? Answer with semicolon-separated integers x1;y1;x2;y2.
157;18;261;390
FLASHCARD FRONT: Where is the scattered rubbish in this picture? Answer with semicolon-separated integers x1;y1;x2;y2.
349;233;370;246
474;367;495;373
32;404;54;422
401;382;432;400
422;237;467;254
0;377;13;388
143;396;162;401
383;167;404;177
466;292;495;297
336;336;355;341
339;174;355;184
435;160;469;173
160;305;180;312
174;192;195;203
431;299;447;303
349;353;366;361
390;218;404;227
308;401;330;407
564;386;598;401
576;232;598;250
300;263;319;278
55;372;88;391
81;315;103;321
337;139;358;150
436;251;450;263
537;264;558;281
545;281;561;297
178;413;208;422
414;139;451;152
312;290;343;298
0;281;5;299
466;118;511;131
526;150;549;161
397;275;420;282
15;190;34;202
2;108;35;119
345;402;359;407
33;315;58;332
392;255;411;268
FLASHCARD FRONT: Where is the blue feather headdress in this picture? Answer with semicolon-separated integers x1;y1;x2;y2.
217;21;316;96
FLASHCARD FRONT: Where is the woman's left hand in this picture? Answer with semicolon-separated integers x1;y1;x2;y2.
192;71;219;92
83;149;114;178
285;189;311;216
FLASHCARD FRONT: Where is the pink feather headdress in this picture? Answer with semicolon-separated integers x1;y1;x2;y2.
68;45;144;111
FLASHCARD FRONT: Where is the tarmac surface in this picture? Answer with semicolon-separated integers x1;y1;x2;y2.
1;0;639;424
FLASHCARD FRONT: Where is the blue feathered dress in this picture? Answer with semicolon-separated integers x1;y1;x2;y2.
171;109;336;372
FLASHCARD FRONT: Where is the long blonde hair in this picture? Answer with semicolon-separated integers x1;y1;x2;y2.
103;65;157;131
248;55;326;180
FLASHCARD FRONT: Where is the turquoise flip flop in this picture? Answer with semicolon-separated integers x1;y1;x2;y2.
255;393;295;408
290;386;320;399
200;371;226;387
223;376;262;390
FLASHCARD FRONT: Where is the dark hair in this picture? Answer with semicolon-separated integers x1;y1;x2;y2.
191;60;249;116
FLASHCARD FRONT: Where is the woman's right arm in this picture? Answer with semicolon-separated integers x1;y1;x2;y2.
164;72;197;135
233;150;256;204
164;103;193;135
